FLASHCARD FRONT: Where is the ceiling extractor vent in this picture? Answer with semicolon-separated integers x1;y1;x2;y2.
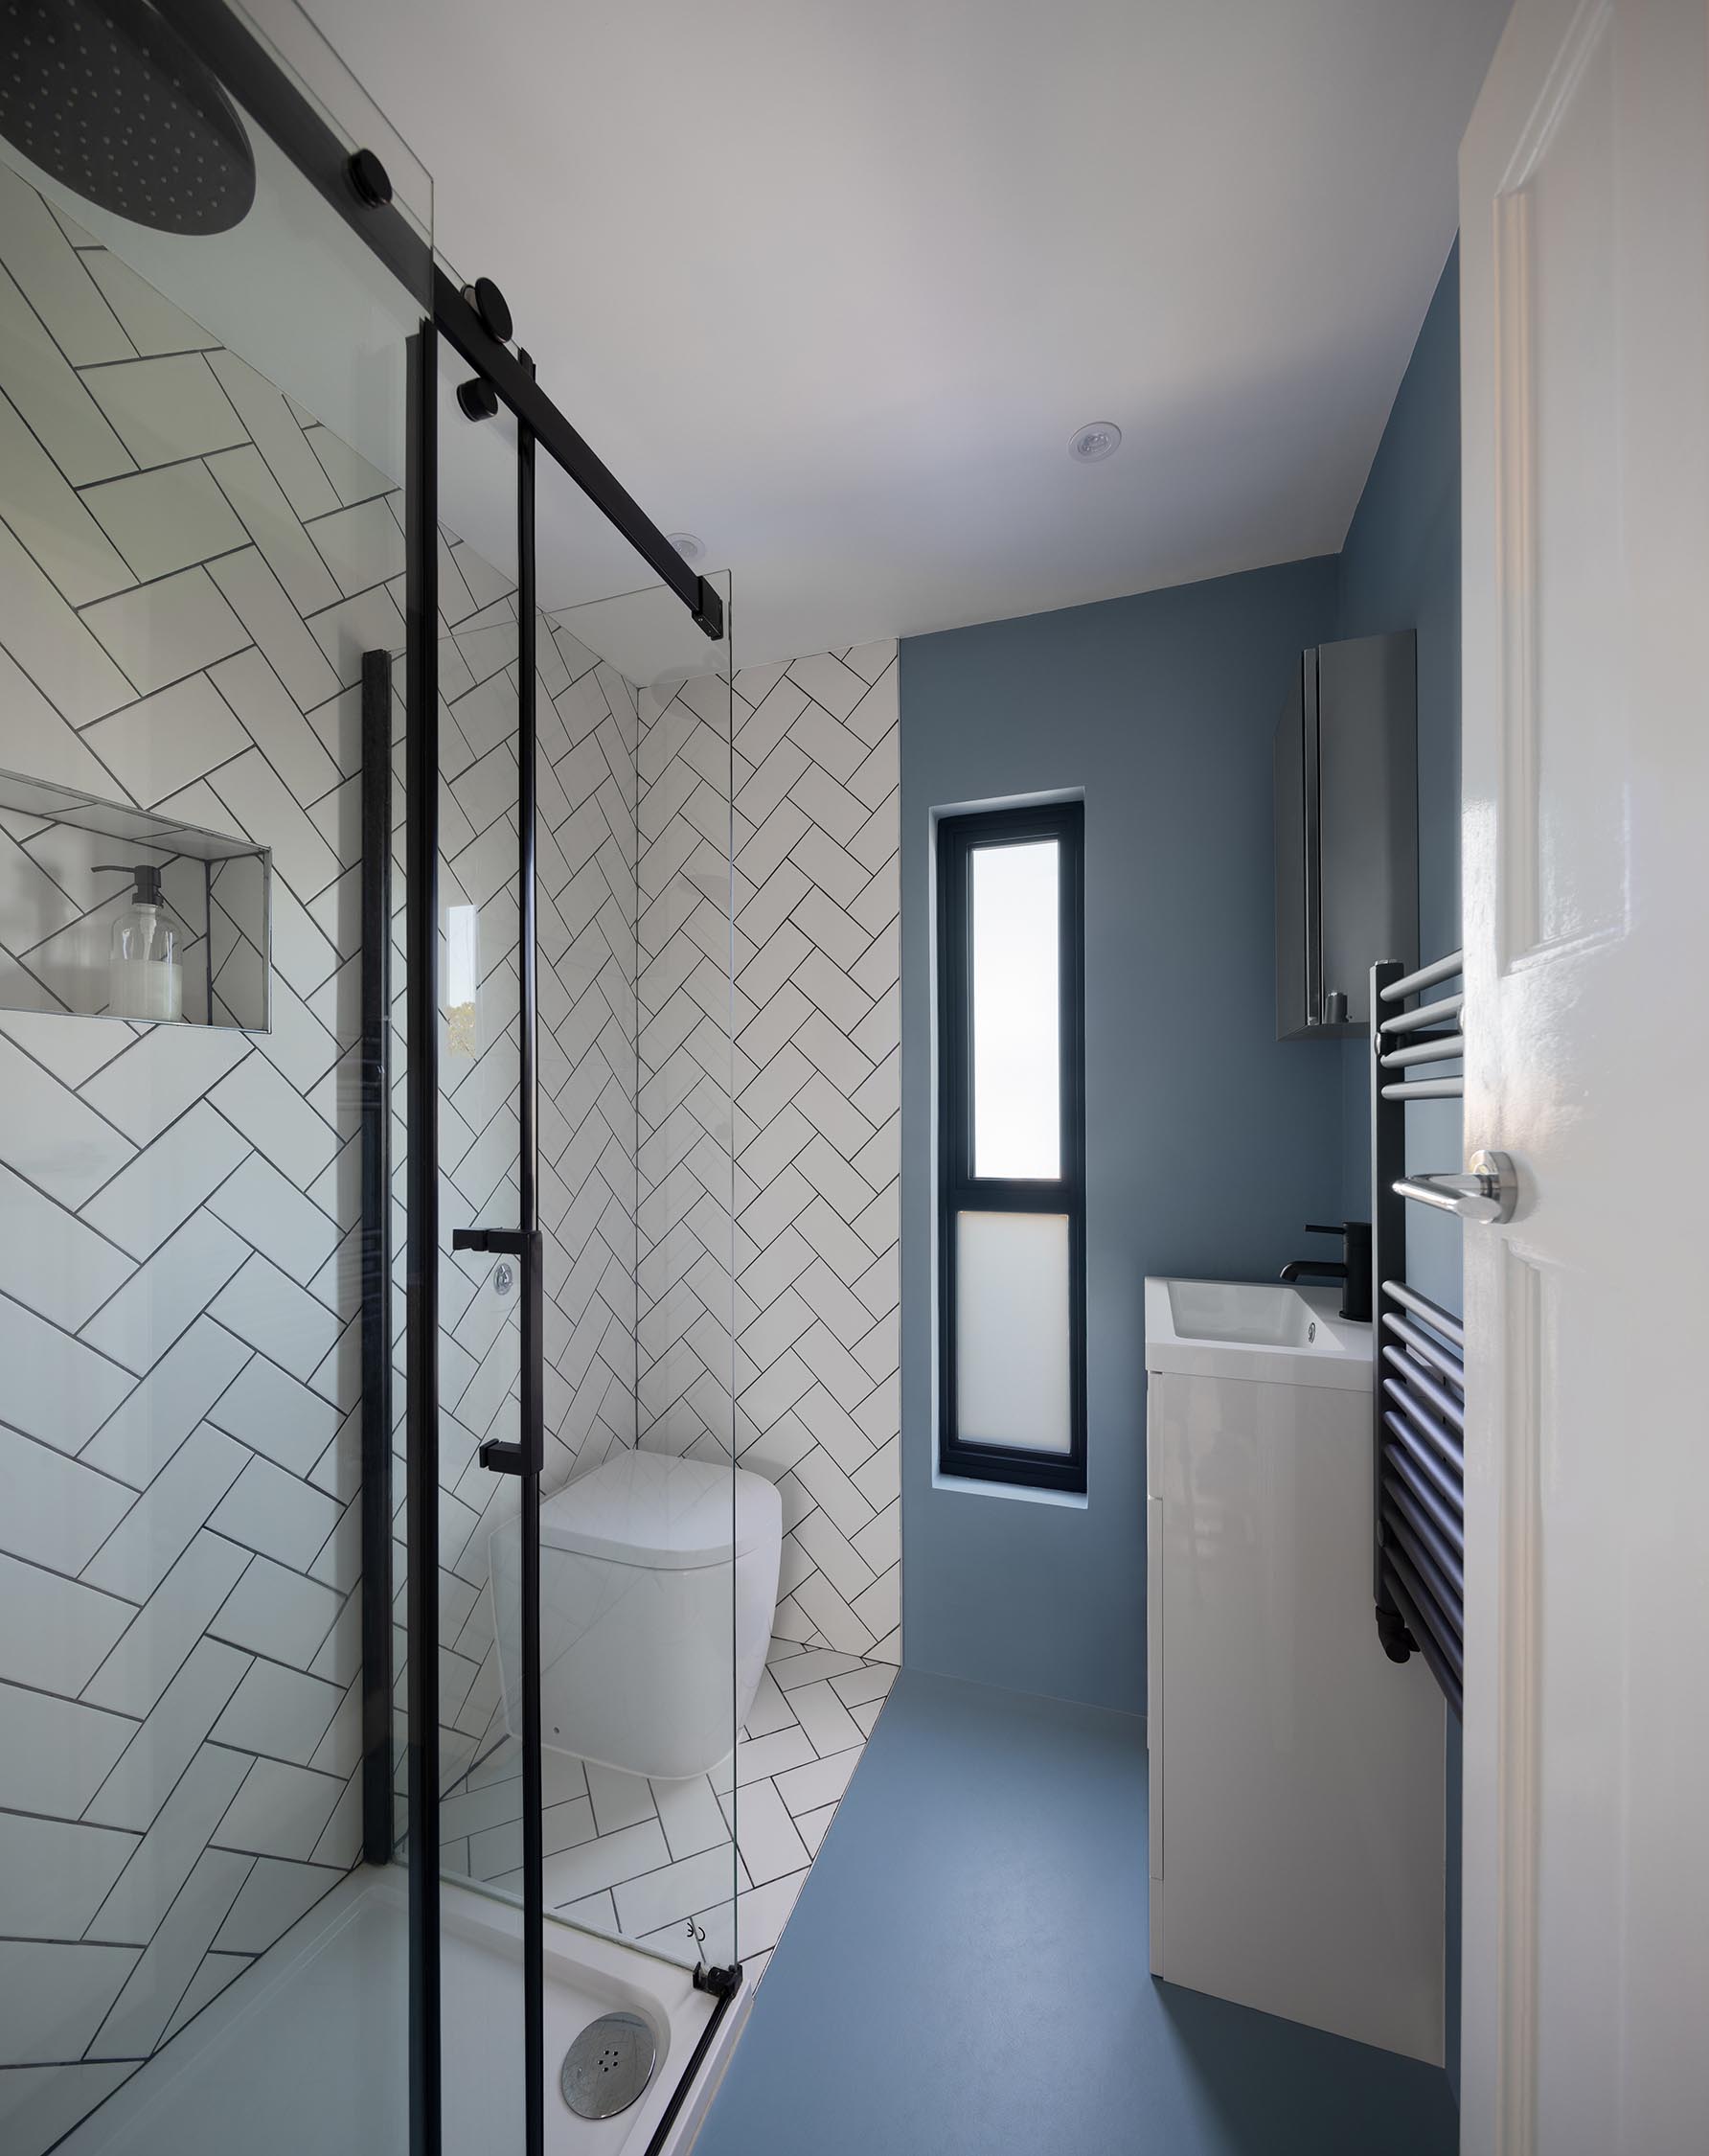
1068;422;1122;465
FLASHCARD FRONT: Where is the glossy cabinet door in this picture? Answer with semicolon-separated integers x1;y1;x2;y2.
1146;1365;1445;2060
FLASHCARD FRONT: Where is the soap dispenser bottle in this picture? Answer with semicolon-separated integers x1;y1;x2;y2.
94;862;182;1021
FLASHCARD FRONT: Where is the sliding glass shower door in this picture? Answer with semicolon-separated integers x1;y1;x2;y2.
421;333;741;2145
533;439;742;1980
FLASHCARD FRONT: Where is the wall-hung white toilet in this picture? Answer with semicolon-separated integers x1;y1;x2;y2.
490;1449;783;1782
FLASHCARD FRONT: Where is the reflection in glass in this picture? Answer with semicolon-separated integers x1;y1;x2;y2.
444;903;481;1056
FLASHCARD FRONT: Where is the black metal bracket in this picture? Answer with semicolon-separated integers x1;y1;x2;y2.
463;276;513;345
693;1961;742;1999
451;1227;528;1256
346;147;392;208
456;378;499;424
1374;1598;1416;1665
693;581;725;642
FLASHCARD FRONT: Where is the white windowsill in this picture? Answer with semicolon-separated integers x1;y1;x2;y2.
931;1470;1089;1510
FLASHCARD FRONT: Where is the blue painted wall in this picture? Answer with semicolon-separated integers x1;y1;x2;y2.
1336;243;1464;1319
897;251;1466;1724
1334;239;1465;2104
898;557;1343;1713
890;241;1465;2096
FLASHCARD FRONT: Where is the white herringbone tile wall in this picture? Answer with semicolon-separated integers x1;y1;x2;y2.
450;632;902;1746
631;670;739;1472
737;647;900;1662
436;641;901;1977
634;647;900;1663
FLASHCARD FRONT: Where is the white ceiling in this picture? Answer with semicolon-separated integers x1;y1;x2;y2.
304;0;1509;674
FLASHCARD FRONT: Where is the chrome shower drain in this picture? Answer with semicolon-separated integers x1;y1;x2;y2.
559;2011;656;2120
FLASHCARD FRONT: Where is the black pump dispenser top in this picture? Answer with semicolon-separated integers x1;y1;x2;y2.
94;862;166;907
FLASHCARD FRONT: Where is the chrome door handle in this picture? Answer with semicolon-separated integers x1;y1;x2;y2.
1394;1149;1516;1225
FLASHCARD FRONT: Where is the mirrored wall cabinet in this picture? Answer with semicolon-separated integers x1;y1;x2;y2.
1273;630;1418;1041
0;770;271;1031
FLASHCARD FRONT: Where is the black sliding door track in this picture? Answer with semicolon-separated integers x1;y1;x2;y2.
149;0;724;642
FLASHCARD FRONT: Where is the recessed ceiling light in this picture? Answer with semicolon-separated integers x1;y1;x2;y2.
668;532;705;562
1068;422;1122;464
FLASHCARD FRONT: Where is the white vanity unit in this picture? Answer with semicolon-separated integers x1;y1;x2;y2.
1144;1278;1445;2063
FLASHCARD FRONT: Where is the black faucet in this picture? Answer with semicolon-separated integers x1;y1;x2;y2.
1280;1221;1372;1323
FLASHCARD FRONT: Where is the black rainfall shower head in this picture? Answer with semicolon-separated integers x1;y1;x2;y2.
0;0;256;236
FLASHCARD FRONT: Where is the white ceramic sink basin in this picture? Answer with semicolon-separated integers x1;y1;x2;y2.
1166;1278;1335;1347
1145;1277;1371;1388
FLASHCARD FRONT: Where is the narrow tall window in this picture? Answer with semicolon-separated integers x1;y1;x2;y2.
937;801;1085;1492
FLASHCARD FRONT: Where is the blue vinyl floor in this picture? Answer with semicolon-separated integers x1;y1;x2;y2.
695;1668;1458;2156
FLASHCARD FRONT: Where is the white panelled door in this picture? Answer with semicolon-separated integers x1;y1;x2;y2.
1458;2;1709;2151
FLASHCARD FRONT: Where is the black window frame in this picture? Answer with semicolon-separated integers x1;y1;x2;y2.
936;800;1086;1494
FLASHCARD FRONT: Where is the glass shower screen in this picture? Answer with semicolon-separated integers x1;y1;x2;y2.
528;449;741;1980
0;6;430;2150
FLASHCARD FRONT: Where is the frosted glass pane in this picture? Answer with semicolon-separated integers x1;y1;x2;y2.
971;840;1060;1177
955;1210;1071;1453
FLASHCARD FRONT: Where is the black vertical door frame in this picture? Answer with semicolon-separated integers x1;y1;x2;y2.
515;352;546;2156
420;333;547;2156
359;648;394;1866
404;322;442;2156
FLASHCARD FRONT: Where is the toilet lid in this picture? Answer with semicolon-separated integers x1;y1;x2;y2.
539;1450;781;1571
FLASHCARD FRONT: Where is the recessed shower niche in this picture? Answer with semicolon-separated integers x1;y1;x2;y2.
0;768;271;1029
